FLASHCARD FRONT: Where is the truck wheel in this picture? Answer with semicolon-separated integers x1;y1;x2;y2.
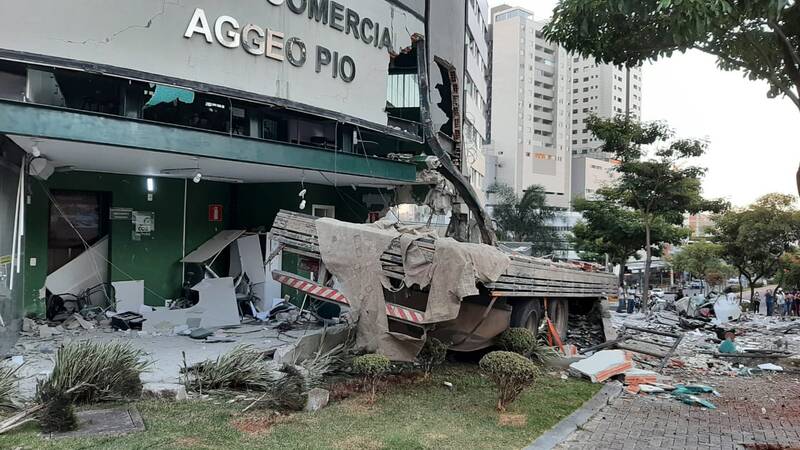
548;298;569;341
510;299;544;335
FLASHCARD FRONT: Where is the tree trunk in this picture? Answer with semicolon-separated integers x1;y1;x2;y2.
796;162;799;198
618;262;626;288
643;221;652;311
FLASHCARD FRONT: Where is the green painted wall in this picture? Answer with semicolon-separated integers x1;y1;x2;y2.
23;172;232;314
23;175;380;315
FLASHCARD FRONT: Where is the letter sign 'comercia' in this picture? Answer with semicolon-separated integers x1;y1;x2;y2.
183;1;396;83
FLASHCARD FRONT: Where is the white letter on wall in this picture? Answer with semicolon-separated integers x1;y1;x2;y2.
184;8;214;43
266;30;285;61
214;16;241;48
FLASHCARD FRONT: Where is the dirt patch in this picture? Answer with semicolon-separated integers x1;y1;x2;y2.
328;372;425;403
339;394;380;416
498;414;527;428
230;412;293;437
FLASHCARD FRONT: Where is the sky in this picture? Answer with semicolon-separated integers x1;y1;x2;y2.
488;0;799;207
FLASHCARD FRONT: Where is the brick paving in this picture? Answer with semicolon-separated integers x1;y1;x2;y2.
557;374;800;450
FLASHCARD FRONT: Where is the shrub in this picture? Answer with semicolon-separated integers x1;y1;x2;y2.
183;345;274;392
497;328;537;356
352;354;390;403
417;338;448;377
479;351;539;411
0;363;19;411
35;341;150;432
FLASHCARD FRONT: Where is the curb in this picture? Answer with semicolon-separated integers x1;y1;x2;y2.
524;381;623;450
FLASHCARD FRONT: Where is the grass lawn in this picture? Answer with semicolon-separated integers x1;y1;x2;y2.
0;364;599;450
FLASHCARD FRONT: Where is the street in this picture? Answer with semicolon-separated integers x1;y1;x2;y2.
559;374;800;450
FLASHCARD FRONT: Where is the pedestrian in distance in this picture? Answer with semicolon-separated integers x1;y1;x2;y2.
776;288;787;320
765;289;774;316
752;291;761;314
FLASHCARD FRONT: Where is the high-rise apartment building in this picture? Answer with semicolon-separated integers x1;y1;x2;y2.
464;0;491;204
487;5;573;210
570;57;642;157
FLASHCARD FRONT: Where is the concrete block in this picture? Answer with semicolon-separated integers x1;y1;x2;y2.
142;383;188;401
569;350;633;383
273;324;352;365
304;388;330;412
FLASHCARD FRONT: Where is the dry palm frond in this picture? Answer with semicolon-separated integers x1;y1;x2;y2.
36;340;150;405
0;363;20;410
184;345;275;392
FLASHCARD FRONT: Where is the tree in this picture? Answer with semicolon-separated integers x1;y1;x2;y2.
589;116;725;307
544;0;800;112
777;250;800;290
489;183;562;256
668;242;726;293
714;193;800;300
572;197;687;287
543;0;800;195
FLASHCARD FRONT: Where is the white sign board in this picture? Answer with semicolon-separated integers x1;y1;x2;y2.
0;0;424;126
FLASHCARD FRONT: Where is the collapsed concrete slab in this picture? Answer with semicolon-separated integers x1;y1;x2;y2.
569;350;634;383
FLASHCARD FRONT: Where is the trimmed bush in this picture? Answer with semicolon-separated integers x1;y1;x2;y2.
479;351;539;411
497;328;537;356
352;354;390;402
417;338;448;377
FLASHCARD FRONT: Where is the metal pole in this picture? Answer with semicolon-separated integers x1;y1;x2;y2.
8;161;22;290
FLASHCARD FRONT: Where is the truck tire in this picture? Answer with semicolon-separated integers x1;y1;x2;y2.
548;298;569;341
510;299;544;335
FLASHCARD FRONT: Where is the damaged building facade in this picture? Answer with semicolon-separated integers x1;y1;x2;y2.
0;0;486;350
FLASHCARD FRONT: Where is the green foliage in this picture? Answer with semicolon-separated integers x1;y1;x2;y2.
572;197;688;269
543;0;800;110
353;354;391;403
184;345;274;392
352;354;391;377
488;183;562;256
714;194;800;296
580;116;725;304
669;241;727;290
36;341;150;405
778;251;800;290
479;351;540;411
0;363;19;410
36;388;77;433
417;338;448;377
33;341;149;433
497;328;537;356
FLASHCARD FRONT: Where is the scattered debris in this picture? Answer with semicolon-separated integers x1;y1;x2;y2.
569;350;633;383
758;363;784;372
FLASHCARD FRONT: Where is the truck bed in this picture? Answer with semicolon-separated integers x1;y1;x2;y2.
269;210;616;299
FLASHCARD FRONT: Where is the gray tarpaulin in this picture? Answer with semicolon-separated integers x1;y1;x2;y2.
316;218;510;361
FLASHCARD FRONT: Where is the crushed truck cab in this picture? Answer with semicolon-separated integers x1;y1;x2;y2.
269;210;616;361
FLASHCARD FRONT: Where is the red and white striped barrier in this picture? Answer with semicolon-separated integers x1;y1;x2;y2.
273;271;349;305
271;270;426;325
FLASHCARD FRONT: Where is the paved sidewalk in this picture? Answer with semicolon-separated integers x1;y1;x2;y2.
556;374;800;450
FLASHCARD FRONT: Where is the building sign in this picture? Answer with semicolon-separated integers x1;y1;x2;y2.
0;0;424;127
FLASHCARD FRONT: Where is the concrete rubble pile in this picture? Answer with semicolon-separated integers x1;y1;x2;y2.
564;301;800;409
